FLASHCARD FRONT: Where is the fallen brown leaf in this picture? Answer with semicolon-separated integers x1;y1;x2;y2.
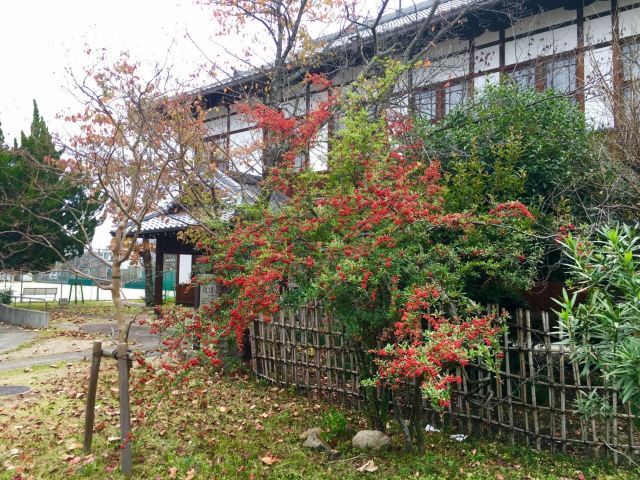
357;460;378;473
261;454;280;466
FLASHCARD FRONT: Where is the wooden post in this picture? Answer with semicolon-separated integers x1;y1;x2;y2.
83;341;102;453
154;245;164;306
117;343;133;477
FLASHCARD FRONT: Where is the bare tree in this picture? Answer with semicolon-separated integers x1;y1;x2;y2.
3;54;214;342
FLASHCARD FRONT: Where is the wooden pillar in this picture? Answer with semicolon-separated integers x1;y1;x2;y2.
611;0;622;128
499;27;506;79
142;238;153;307
468;37;476;99
576;0;586;108
154;238;164;306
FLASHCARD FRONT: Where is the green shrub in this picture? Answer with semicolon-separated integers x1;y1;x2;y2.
0;290;11;305
558;225;640;416
321;406;348;441
421;82;594;216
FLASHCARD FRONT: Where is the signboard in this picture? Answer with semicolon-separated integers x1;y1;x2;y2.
196;274;219;308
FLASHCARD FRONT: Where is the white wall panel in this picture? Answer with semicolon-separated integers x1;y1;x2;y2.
421;52;469;83
507;7;576;38
584;46;614;128
620;7;640;38
229;128;263;175
229;113;253;132
475;45;500;72
309;125;328;172
584;15;612;46
585;0;610;16
207;116;227;137
474;72;499;92
506;25;577;65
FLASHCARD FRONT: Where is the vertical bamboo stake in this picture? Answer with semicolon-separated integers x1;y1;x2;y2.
291;309;298;387
456;365;464;434
83;341;102;453
558;325;567;453
585;372;598;455
525;311;540;450
250;320;258;375
326;310;333;399
280;310;287;386
627;403;635;464
542;313;556;451
314;305;321;397
117;343;132;478
462;365;472;436
516;310;530;446
612;389;619;464
503;325;515;445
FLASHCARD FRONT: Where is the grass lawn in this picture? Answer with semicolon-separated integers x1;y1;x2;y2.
1;360;638;480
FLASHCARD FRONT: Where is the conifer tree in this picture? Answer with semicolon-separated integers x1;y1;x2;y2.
0;101;100;271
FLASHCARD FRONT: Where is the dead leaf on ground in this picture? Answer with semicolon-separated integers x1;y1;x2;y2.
261;454;280;466
357;460;379;473
184;468;196;480
66;442;82;452
168;466;178;479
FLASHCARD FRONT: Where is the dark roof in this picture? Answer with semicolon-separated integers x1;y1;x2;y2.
135;211;200;236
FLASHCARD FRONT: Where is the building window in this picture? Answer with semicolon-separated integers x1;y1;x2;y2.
545;57;577;95
415;89;438;120
511;65;536;90
444;82;467;115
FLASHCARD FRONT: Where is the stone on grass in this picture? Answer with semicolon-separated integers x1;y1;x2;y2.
352;430;390;452
299;428;323;441
301;429;337;456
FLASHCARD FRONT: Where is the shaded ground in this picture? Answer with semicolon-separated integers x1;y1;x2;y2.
0;325;37;355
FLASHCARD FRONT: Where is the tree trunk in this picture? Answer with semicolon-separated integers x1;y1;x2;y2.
111;260;127;344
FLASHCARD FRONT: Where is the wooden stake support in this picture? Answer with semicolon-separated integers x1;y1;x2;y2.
82;342;134;477
83;341;102;453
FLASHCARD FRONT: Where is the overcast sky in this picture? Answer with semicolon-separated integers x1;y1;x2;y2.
0;1;226;248
0;1;220;142
0;0;380;249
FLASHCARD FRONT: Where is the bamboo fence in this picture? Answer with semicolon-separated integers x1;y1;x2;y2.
249;304;640;464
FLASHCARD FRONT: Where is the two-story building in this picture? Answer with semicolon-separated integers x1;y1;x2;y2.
199;0;640;175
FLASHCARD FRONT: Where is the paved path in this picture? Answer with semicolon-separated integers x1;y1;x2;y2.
0;323;38;355
0;321;161;372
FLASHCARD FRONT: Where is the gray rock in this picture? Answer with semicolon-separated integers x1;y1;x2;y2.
302;431;337;456
299;427;324;441
351;430;391;452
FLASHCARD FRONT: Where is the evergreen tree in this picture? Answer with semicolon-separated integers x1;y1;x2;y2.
0;101;101;271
